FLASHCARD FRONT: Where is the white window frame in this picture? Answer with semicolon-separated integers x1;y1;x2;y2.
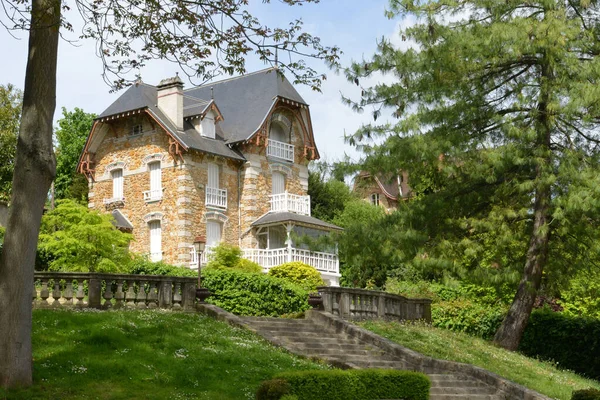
149;220;162;262
272;171;286;195
370;193;380;206
112;168;124;200
144;161;163;202
206;219;223;248
201;111;216;139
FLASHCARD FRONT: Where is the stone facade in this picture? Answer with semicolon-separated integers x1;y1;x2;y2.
87;106;310;266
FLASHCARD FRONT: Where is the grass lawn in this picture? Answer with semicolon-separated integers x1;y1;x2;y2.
360;320;600;400
0;309;328;400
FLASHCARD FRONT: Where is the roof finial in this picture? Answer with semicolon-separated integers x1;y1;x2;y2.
211;87;214;100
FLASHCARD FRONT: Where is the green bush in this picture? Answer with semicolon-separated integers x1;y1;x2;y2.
268;262;324;291
520;309;600;380
206;243;242;269
257;369;430;400
559;268;600;319
432;298;507;340
572;388;600;400
126;256;197;277
236;258;263;273
202;268;310;317
255;378;291;400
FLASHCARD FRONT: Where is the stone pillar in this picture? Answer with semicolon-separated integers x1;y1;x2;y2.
181;281;196;311
340;292;350;320
88;275;102;309
158;280;173;308
377;292;386;318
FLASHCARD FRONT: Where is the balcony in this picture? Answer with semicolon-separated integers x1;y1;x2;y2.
267;139;294;162
205;187;227;209
189;246;213;268
269;192;310;216
143;188;163;202
242;248;339;276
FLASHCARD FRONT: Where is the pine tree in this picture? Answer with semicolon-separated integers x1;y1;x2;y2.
347;0;600;350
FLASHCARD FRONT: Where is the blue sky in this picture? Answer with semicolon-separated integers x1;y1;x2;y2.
0;0;401;162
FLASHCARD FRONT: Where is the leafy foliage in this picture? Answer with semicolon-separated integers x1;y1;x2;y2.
255;378;292;400
268;261;324;291
345;0;600;347
559;268;600;319
0;84;21;202
259;369;430;400
54;107;96;202
38;199;131;272
520;309;600;381
308;161;355;222
572;389;600;400
206;243;262;273
126;256;196;277
202;268;310;317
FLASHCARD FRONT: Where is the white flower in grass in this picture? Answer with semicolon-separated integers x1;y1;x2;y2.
71;365;87;374
174;348;188;359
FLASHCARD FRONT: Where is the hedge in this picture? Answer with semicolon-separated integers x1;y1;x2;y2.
256;369;430;400
202;268;310;317
572;389;600;400
520;309;600;380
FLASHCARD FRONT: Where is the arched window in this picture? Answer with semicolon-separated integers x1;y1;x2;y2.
148;219;162;262
112;168;123;200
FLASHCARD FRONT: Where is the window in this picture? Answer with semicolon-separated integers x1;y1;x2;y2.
201;111;216;139
132;124;143;135
268;226;287;249
112;168;123;200
208;163;219;189
272;172;285;195
144;161;162;202
206;220;222;248
370;193;380;206
149;220;162;261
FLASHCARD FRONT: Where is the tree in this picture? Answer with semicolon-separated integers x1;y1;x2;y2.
308;161;355;222
346;1;600;350
54;108;96;202
0;84;21;202
0;0;339;388
38;199;131;272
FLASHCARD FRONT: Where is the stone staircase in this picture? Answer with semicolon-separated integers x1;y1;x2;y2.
241;316;506;400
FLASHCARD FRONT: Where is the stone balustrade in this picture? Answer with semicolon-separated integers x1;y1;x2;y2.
318;286;432;322
33;272;197;311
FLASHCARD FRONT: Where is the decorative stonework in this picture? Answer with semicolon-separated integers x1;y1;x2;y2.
104;161;127;177
203;211;228;224
144;212;164;223
142;153;166;166
269;163;292;176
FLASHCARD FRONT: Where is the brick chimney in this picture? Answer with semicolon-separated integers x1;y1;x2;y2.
157;74;184;131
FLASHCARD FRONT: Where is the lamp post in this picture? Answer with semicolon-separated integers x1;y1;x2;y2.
193;236;211;302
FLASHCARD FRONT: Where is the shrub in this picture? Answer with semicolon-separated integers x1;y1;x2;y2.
559;268;600;319
206;243;242;269
520;309;600;380
126;256;197;277
257;369;429;400
572;389;600;400
268;262;324;291
432;298;507;340
255;378;291;400
235;258;263;273
202;268;310;316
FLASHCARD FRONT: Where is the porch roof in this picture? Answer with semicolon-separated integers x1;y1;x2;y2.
251;212;343;231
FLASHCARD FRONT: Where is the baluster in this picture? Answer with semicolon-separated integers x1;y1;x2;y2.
125;280;136;308
114;280;124;309
136;280;147;309
172;282;182;310
64;281;74;306
147;281;158;309
75;279;85;308
52;280;62;307
40;279;50;307
103;280;114;309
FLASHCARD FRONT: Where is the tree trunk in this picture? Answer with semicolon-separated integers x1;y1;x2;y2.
493;180;550;350
0;0;60;388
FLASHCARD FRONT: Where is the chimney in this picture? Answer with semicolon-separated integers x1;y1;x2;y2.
157;74;184;131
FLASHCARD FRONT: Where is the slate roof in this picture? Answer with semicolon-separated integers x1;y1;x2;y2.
95;68;305;159
184;68;307;143
96;83;244;161
356;171;400;200
251;212;342;231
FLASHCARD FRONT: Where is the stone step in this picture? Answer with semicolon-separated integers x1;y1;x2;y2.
430;386;499;395
429;395;503;400
286;341;367;351
289;347;387;359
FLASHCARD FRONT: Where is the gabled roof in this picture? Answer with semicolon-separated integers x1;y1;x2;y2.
94;82;244;161
356;171;401;201
184;68;307;143
251;212;342;231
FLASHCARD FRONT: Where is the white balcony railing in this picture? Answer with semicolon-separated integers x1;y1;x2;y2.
143;188;163;202
188;246;214;269
267;139;294;162
205;187;227;209
242;247;339;275
269;192;311;216
150;252;162;262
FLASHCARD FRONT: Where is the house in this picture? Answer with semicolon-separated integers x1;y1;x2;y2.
353;171;411;212
78;68;342;286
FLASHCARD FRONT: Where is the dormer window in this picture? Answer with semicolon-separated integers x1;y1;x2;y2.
267;111;294;162
370;193;380;206
200;111;216;139
129;115;144;136
132;124;143;135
